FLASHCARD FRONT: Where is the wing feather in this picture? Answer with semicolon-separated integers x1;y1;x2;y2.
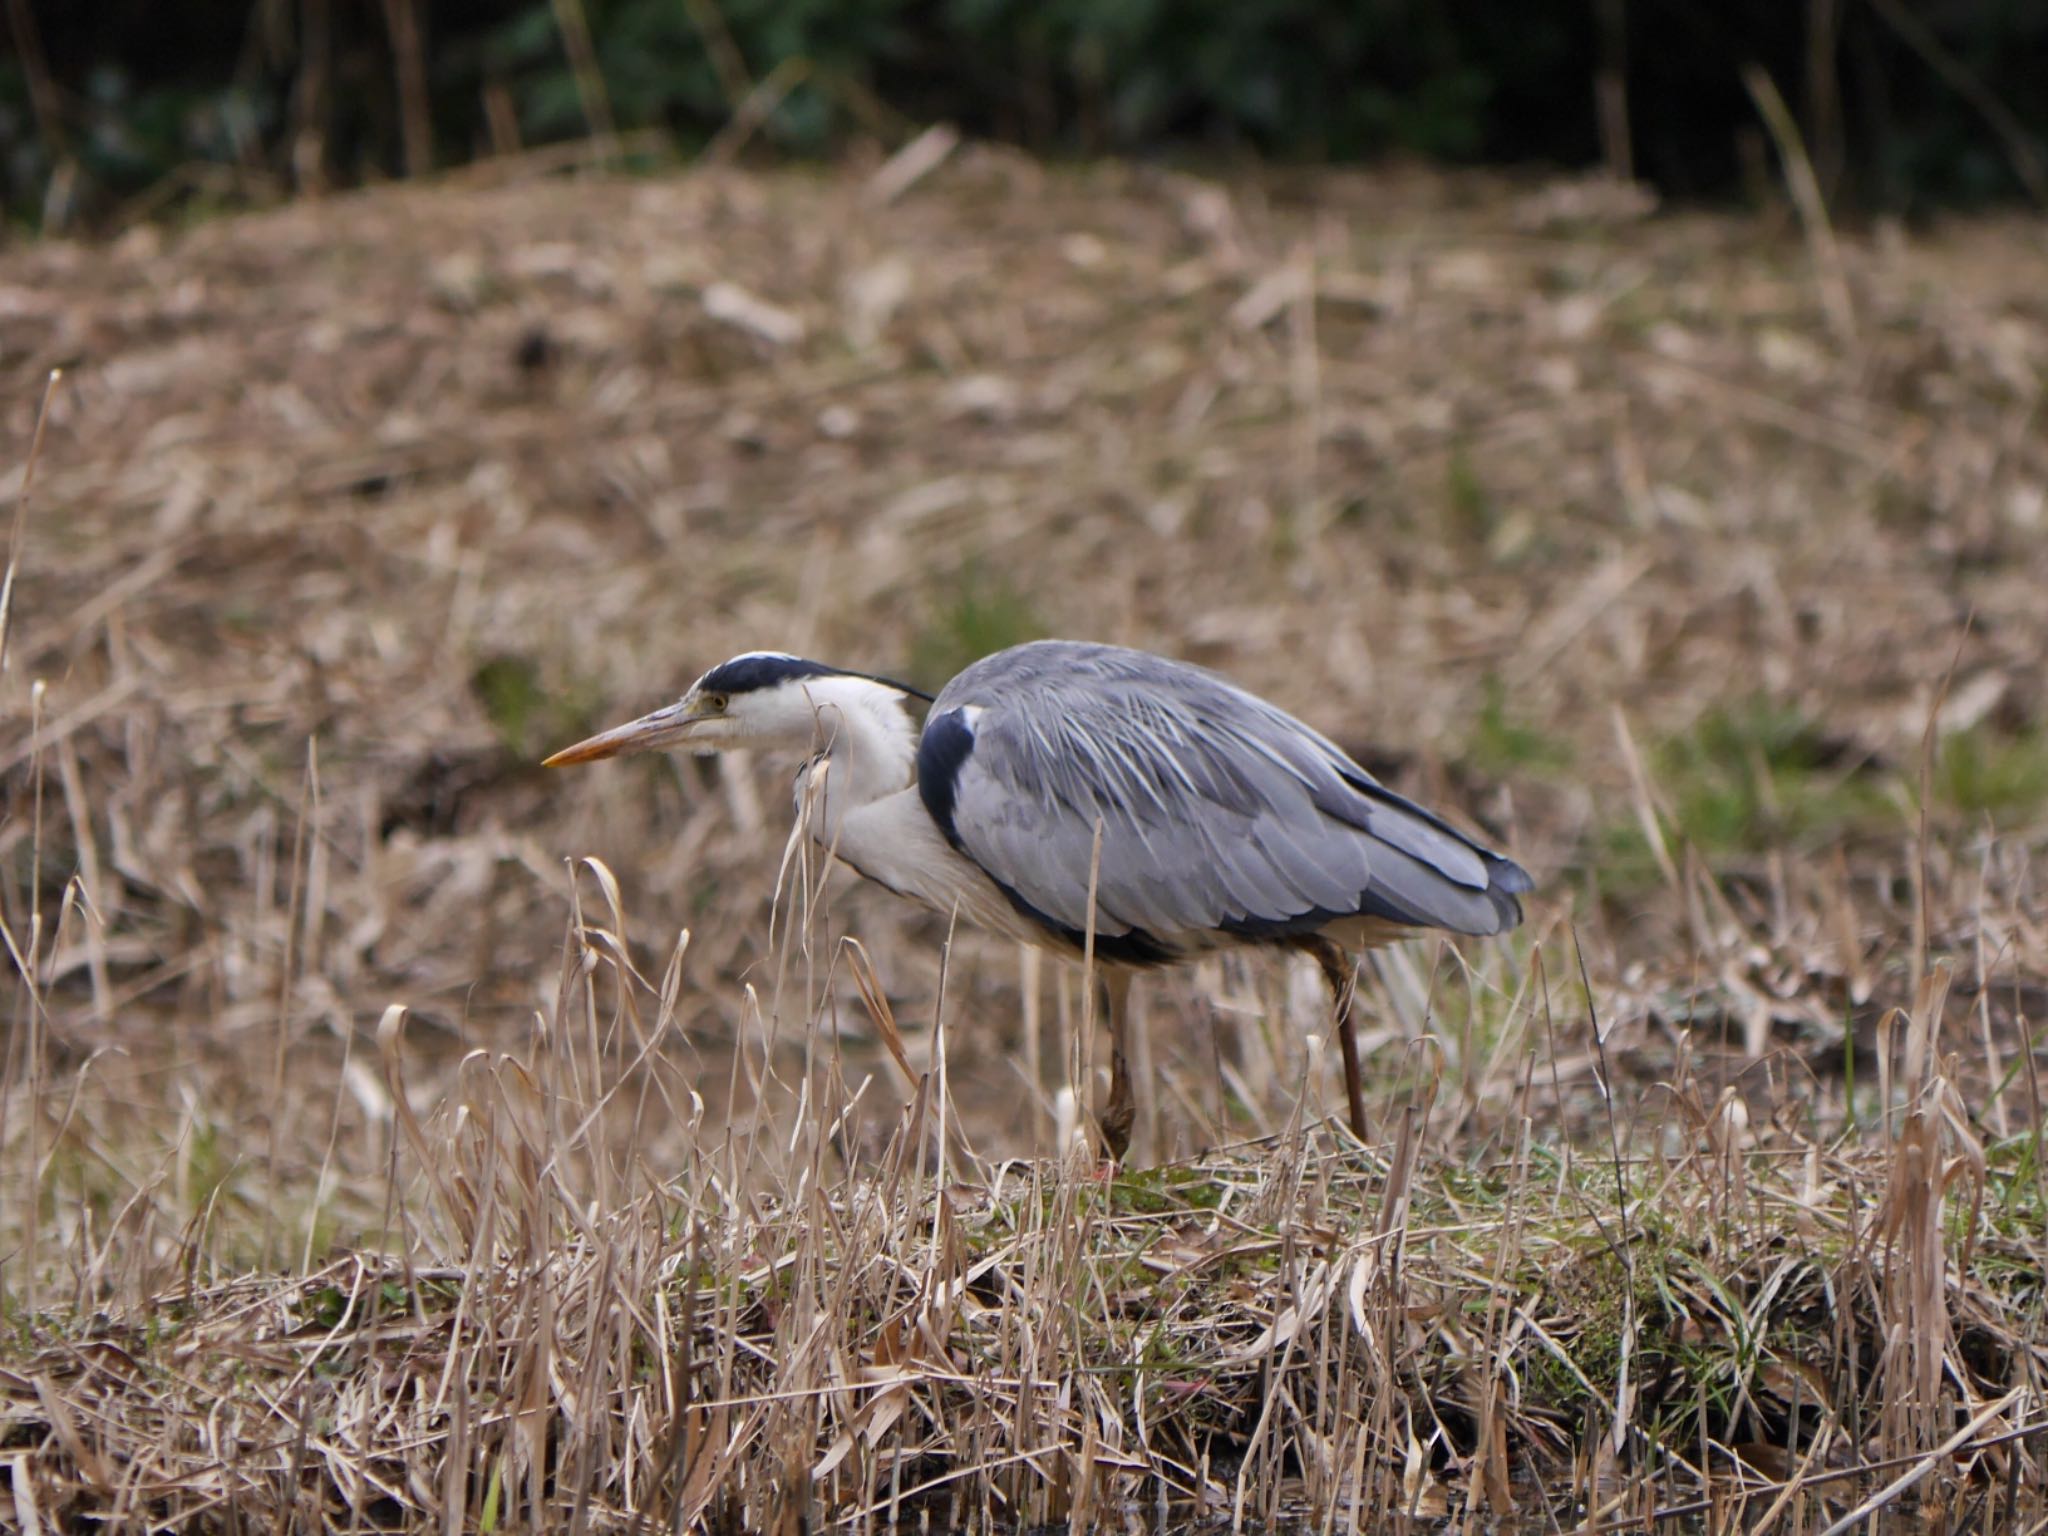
917;642;1528;951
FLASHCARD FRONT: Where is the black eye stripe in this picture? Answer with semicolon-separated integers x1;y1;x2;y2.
696;654;934;702
698;655;834;695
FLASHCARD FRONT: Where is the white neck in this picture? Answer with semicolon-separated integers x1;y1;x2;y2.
787;676;920;839
777;676;1038;942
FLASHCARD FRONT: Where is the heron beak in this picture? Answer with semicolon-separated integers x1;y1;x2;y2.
543;699;707;767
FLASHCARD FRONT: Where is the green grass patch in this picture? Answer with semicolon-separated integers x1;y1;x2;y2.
1594;698;1900;888
1444;444;1501;546
1467;674;1574;778
1662;699;1892;848
1590;708;2048;898
472;653;606;757
1935;724;2048;824
909;566;1046;688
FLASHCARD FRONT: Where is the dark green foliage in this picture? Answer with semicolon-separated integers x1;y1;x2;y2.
466;0;916;151
3;1;2045;230
934;0;1514;159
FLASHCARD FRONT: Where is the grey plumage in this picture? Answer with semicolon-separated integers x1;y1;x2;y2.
917;640;1529;963
549;634;1532;1153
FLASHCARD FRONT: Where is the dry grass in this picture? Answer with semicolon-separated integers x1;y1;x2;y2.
2;152;2046;1530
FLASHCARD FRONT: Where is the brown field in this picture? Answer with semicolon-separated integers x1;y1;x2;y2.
3;149;2047;1532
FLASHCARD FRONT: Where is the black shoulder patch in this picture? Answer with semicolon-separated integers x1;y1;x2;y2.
915;708;976;846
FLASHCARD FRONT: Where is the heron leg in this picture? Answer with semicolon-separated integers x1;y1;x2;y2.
1301;936;1369;1140
1097;971;1135;1161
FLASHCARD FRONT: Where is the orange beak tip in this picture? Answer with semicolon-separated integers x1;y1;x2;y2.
542;740;610;768
542;702;697;769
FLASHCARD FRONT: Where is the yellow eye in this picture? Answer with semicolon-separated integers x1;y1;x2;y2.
700;693;728;713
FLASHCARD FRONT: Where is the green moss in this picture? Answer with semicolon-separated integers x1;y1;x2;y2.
1109;1165;1227;1215
303;1284;352;1330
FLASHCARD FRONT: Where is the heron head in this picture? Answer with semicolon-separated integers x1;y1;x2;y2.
543;652;928;767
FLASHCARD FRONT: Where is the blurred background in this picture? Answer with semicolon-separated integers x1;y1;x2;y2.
2;0;2046;1246
5;0;2047;232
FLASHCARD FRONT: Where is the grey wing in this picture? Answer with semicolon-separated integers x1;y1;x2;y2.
915;641;1530;955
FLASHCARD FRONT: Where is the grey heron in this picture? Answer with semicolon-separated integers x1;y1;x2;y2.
545;641;1530;1157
